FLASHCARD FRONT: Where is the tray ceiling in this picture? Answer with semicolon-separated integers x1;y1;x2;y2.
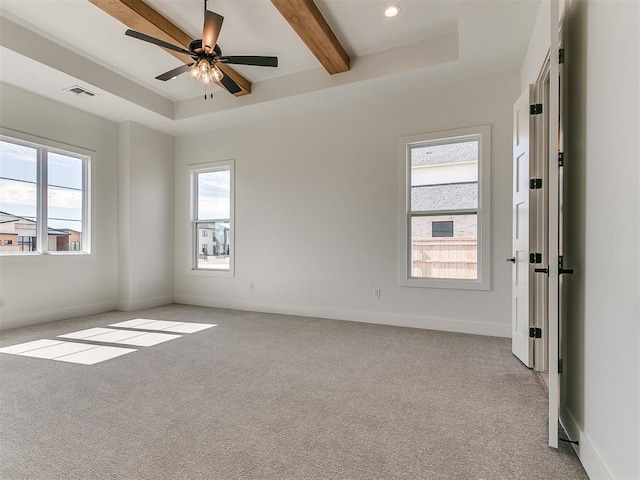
0;0;541;134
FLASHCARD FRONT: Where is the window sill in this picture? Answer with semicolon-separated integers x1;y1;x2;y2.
399;277;490;291
186;268;234;278
0;252;93;260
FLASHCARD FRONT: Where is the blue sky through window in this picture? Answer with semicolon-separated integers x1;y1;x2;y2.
0;141;37;220
0;139;84;232
197;169;230;220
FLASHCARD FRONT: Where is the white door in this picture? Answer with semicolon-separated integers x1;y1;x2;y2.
547;0;561;449
511;85;535;368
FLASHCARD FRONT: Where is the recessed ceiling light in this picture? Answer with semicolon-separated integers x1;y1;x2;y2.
384;5;401;17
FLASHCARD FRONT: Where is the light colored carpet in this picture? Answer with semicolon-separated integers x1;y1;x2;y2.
0;304;587;479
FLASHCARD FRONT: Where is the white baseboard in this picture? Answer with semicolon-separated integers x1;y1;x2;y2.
560;406;614;480
0;301;117;331
173;294;510;337
117;294;174;312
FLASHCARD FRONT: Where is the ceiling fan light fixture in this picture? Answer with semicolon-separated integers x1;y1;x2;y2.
384;5;401;17
189;64;202;80
187;60;223;84
212;65;224;82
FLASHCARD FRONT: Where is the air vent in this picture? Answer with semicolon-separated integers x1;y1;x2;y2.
64;85;97;98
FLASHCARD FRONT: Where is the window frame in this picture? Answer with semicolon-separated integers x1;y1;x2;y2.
188;159;235;277
0;129;93;257
398;125;491;290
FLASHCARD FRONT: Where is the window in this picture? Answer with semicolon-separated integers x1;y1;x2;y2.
432;221;454;238
0;133;91;255
190;160;234;273
398;125;490;290
17;236;36;252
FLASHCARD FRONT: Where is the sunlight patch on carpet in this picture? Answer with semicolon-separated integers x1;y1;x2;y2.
59;328;181;346
110;319;216;333
0;340;135;365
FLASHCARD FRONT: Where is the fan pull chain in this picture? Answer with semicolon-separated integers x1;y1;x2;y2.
202;84;214;100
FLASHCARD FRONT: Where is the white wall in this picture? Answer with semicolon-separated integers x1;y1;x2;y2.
174;71;520;337
520;0;640;478
521;0;551;90
0;83;119;329
562;1;640;478
118;121;175;311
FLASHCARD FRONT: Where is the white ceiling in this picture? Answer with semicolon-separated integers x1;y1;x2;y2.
0;0;541;134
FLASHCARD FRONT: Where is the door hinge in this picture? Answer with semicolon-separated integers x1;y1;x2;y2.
529;252;542;264
529;327;542;339
558;358;564;373
558;152;564;167
529;178;543;190
559;48;565;64
530;103;543;115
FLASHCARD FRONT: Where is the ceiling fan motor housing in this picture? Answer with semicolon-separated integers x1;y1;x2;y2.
189;39;222;59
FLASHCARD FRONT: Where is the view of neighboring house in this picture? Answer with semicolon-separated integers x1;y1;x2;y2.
410;141;478;279
0;211;81;252
196;221;230;270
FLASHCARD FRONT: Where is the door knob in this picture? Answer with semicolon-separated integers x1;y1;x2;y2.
506;257;516;263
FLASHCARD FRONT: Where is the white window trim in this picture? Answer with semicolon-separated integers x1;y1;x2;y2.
187;159;235;277
0;128;93;257
398;125;491;290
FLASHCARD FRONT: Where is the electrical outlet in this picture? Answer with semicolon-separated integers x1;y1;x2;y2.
249;282;255;291
373;288;381;299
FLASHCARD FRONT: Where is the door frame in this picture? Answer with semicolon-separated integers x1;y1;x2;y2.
547;0;561;449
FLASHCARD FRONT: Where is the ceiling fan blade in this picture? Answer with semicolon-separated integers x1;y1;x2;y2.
219;72;242;95
219;56;278;67
155;63;194;81
202;11;224;53
125;29;191;56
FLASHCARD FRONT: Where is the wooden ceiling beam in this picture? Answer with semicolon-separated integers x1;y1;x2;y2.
88;0;251;95
271;0;350;75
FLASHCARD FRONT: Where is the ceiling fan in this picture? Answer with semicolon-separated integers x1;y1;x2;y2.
124;0;278;95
